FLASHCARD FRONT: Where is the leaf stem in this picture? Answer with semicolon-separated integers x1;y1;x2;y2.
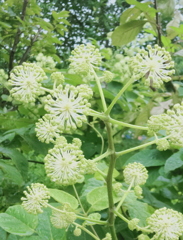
116;139;158;157
73;222;100;240
93;149;112;162
115;177;135;212
105;78;134;115
109;117;148;130
91;68;107;112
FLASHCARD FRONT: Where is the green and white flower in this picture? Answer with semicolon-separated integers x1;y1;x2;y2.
147;207;183;240
131;45;175;88
44;137;87;186
50;204;76;229
69;44;102;76
44;84;92;132
35;114;61;143
21;183;50;214
148;102;183;147
123;162;148;186
8;62;46;104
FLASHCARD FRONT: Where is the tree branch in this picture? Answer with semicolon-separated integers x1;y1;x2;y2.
154;0;162;47
8;0;29;74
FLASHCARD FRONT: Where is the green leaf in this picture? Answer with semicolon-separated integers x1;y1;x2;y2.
112;20;146;46
124;192;152;227
126;0;156;17
0;227;6;240
0;132;15;143
124;149;170;167
0;146;28;179
0;206;38;236
87;186;120;212
7;234;18;240
164;149;183;173
48;189;78;209
0;161;24;186
20;236;40;240
120;7;141;24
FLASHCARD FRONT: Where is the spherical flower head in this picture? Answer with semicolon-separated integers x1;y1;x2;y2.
50;204;76;229
8;62;46;104
102;233;112;240
51;72;65;86
123;162;148;186
128;218;140;231
35;114;61;143
74;227;82;236
156;138;170;151
134;185;143;199
21;183;50;214
102;70;114;83
148;102;183;147
147;207;183;240
69;44;102;75
131;45;175;88
44;84;92;132
36;53;56;69
44;137;87;186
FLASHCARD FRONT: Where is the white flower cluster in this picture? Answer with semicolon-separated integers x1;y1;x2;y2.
123;162;148;186
131;45;175;88
44;136;94;186
21;183;50;214
36;84;93;142
36;53;56;69
51;203;76;229
113;54;132;83
148;102;183;148
147;207;183;240
68;44;102;81
8;63;46;104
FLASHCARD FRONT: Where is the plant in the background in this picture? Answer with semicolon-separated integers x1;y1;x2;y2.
0;0;69;73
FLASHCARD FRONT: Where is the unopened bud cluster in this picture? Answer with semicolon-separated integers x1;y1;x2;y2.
148;102;183;148
123;162;148;186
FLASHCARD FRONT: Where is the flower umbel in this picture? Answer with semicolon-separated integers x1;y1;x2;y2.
131;45;175;88
123;162;148;186
44;84;92;132
21;183;50;214
35;114;61;143
44;137;87;186
69;44;102;76
148;102;183;147
50;203;76;229
8;63;46;104
147;207;183;240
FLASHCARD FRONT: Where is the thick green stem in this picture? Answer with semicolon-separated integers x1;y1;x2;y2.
106;78;134;115
109;117;148;130
105;121;118;240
